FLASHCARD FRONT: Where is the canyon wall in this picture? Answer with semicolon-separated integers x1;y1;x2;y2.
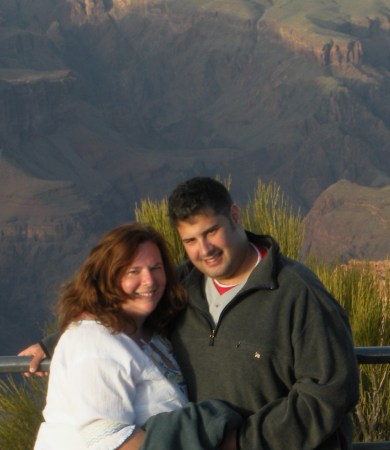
0;0;389;352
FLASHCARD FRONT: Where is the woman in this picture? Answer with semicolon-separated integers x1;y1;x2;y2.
34;223;240;450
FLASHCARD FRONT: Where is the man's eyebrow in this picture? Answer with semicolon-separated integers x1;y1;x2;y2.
181;224;220;242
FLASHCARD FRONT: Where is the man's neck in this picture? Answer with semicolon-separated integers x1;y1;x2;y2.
214;242;258;285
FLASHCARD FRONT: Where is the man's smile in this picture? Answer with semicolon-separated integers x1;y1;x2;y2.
201;250;223;266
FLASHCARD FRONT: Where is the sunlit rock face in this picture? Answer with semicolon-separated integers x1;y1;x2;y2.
302;180;390;262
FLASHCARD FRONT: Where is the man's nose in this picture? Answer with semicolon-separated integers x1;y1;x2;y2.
199;238;213;256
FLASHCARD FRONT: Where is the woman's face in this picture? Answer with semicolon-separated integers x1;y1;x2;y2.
120;241;167;326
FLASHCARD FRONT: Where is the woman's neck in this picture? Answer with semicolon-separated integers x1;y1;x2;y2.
124;320;151;340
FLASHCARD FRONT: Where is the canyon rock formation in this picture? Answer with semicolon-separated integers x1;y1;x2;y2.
0;0;389;352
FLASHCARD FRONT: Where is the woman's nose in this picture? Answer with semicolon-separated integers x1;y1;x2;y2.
141;269;155;285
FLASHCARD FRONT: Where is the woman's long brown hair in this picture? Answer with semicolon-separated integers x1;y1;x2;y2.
56;223;187;335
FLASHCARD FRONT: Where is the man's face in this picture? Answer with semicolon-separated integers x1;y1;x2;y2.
176;206;248;284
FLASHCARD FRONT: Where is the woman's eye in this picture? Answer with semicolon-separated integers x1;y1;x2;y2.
126;270;138;276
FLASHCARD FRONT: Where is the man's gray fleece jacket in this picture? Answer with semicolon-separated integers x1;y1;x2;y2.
170;231;360;450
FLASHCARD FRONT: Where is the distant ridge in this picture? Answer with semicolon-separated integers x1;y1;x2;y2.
302;180;390;262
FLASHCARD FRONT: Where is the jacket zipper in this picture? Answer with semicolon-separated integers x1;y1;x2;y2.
209;329;216;346
192;287;261;346
206;293;247;346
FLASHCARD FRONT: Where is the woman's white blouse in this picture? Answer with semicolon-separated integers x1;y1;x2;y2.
34;321;188;450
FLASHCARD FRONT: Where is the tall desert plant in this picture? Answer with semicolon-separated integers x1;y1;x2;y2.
242;179;304;260
307;260;389;345
134;197;185;265
348;264;390;442
0;375;47;450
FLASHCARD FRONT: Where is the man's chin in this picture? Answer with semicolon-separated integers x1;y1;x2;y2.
201;266;225;280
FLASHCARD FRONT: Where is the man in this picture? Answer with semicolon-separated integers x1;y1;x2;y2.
21;177;360;449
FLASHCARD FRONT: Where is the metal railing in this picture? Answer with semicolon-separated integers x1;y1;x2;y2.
0;356;51;373
354;346;390;365
0;346;390;449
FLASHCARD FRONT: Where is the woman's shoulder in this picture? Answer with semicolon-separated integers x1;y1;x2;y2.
62;319;112;341
57;320;141;363
51;321;149;384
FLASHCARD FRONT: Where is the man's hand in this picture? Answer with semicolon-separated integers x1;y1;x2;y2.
18;343;48;377
219;429;238;450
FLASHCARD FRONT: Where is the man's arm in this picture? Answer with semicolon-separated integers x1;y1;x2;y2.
18;331;61;376
239;282;360;449
140;400;242;450
119;429;145;449
218;429;237;450
18;343;48;377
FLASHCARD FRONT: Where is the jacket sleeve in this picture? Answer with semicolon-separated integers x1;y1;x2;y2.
141;399;242;450
40;331;61;358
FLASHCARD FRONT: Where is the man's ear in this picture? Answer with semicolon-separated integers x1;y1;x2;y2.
230;203;242;226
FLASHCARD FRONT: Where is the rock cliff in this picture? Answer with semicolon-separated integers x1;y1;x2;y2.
0;0;389;352
302;180;390;261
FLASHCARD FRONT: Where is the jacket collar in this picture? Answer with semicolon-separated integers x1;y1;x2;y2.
180;231;280;293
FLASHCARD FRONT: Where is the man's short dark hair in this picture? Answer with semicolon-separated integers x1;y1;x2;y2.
168;177;233;225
